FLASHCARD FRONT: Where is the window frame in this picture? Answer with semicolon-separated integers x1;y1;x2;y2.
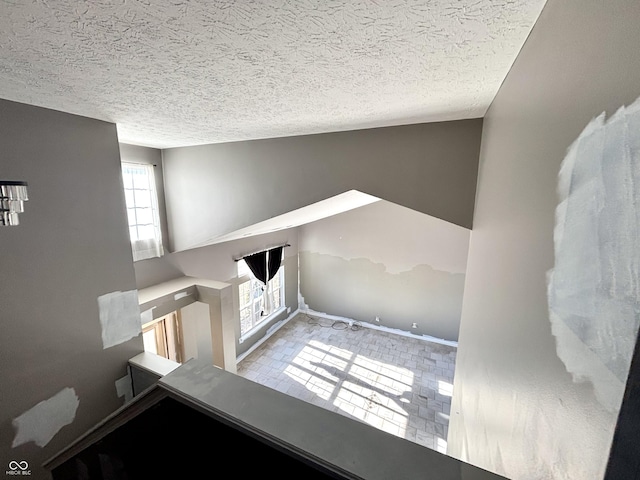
238;261;285;338
121;161;164;261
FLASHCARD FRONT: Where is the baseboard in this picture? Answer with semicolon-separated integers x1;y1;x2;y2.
300;308;458;348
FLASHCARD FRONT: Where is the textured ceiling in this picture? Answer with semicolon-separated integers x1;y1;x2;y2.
0;0;546;148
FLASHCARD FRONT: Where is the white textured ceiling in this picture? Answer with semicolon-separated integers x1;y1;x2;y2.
0;0;546;149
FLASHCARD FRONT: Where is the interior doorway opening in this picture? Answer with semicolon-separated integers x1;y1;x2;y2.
142;311;183;363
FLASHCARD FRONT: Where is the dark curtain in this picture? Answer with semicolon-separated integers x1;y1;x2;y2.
243;251;267;284
267;246;283;281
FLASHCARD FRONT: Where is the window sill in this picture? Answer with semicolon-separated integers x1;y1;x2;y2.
132;253;164;263
239;306;286;344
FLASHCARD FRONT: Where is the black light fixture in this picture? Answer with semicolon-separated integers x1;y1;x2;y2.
0;181;29;226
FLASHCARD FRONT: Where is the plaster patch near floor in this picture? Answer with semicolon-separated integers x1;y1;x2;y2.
12;387;79;448
115;374;133;404
548;97;640;412
98;290;142;349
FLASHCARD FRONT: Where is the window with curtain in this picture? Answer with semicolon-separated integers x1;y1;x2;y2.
238;259;285;337
121;162;164;261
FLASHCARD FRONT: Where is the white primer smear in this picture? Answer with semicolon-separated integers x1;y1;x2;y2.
115;374;133;403
12;387;79;448
140;308;153;326
548;98;640;412
98;290;142;349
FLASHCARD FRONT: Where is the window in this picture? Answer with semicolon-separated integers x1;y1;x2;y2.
238;259;285;337
121;162;164;261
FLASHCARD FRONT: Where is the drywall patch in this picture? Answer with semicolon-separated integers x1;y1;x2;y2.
98;290;142;349
140;308;153;326
298;292;309;312
12;387;79;448
548;98;640;412
115;374;133;404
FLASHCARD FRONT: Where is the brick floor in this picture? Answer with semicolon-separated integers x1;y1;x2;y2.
236;313;457;454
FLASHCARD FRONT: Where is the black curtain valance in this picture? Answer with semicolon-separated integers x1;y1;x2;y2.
267;246;283;281
243;251;268;284
242;246;284;284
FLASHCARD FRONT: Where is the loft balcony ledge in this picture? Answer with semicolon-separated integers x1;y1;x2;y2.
45;360;506;480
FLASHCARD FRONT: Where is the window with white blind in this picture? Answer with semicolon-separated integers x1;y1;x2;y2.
121;162;164;261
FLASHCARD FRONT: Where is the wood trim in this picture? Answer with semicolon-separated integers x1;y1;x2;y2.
175;309;185;364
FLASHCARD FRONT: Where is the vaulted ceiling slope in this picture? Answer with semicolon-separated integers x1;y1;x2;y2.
0;0;546;149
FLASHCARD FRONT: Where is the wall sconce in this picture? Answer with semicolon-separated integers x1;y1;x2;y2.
0;181;29;226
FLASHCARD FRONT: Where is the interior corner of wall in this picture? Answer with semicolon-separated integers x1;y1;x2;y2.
297;292;309;311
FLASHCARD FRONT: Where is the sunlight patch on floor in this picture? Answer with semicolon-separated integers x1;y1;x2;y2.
284;340;414;437
438;379;454;397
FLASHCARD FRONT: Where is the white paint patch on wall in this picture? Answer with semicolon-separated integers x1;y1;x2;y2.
115;374;133;404
548;98;640;412
12;387;79;448
298;292;310;312
140;308;153;325
98;290;142;349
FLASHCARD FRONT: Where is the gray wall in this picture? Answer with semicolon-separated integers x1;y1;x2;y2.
133;228;300;356
299;201;470;341
160;229;298;288
0;100;142;479
448;1;640;479
162;119;482;252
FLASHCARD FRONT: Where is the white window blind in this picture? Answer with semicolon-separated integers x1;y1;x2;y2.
121;162;164;261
